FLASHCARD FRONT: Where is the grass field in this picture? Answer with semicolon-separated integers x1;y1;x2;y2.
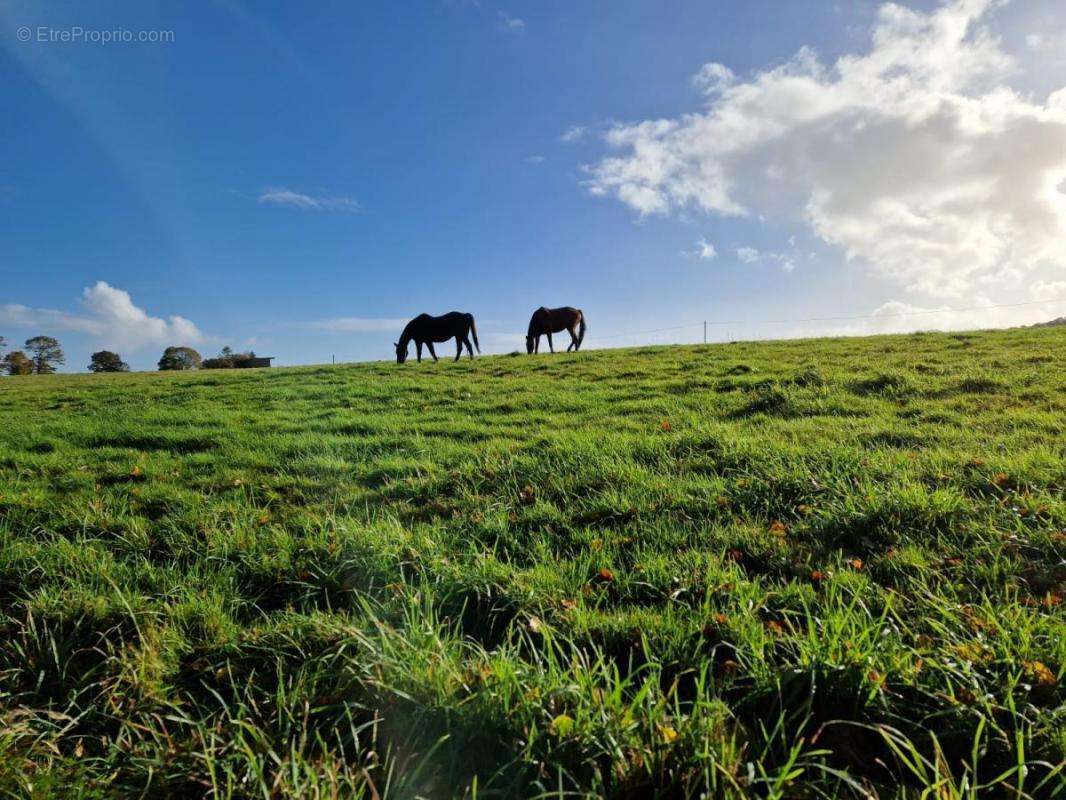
0;327;1063;798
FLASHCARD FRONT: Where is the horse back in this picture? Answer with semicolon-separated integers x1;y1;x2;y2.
406;311;472;341
552;306;581;329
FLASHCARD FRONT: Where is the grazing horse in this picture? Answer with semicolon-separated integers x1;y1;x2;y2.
526;306;586;354
395;312;480;363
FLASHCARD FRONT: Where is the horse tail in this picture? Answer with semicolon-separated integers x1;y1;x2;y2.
577;311;587;350
468;314;481;353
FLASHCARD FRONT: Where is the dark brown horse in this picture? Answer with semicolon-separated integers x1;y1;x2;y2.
395;312;480;363
526;306;586;354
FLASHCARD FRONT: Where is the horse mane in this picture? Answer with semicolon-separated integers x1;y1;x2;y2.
398;318;418;345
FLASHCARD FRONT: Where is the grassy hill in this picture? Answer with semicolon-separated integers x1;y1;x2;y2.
0;327;1063;798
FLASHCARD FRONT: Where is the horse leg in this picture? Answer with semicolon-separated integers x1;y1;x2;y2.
416;341;423;363
454;337;463;362
567;327;577;352
547;332;555;353
464;336;474;359
426;342;438;362
534;335;540;354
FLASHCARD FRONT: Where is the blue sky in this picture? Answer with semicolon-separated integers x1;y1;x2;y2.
2;0;1066;370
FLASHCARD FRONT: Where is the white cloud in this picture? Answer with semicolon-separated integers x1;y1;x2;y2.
0;304;101;336
775;254;797;272
1031;278;1066;299
586;0;1066;298
1021;31;1066;53
809;297;1059;337
499;12;525;33
695;238;718;260
525;155;547;164
560;125;589;143
764;250;797;272
304;317;408;333
683;238;718;260
0;281;203;350
81;282;202;348
692;62;735;95
258;187;359;211
735;245;797;271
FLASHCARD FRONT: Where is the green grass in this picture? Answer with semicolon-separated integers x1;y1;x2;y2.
0;327;1063;798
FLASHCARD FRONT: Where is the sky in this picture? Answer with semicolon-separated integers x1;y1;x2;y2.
2;0;1066;370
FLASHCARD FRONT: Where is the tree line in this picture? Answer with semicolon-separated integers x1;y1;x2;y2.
1;337;258;375
0;336;69;375
157;346;264;370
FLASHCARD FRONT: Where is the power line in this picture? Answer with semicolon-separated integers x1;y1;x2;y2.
588;297;1066;343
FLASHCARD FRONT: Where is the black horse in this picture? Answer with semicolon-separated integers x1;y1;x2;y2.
395;312;480;363
526;306;586;354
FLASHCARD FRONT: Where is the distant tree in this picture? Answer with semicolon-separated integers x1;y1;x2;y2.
203;346;235;369
2;351;34;376
24;336;65;374
157;346;202;371
203;348;258;369
88;350;130;373
0;335;6;352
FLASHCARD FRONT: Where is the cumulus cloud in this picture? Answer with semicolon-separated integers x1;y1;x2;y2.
304;317;408;333
736;247;760;263
258;187;359;211
81;282;202;347
586;0;1066;298
0;282;203;350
